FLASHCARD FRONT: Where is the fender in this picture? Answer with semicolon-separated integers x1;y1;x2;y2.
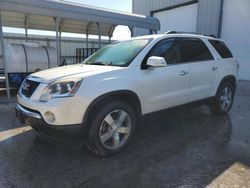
82;90;142;126
212;75;237;96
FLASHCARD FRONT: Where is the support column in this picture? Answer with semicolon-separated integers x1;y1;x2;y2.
108;25;116;44
0;10;10;99
58;19;64;65
86;22;92;58
25;14;29;42
97;22;101;49
86;33;89;57
59;30;62;65
46;38;49;47
129;26;134;37
218;0;224;38
25;29;28;42
55;17;61;67
86;33;89;49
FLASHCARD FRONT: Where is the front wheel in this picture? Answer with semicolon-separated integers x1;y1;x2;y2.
210;82;235;115
86;101;136;157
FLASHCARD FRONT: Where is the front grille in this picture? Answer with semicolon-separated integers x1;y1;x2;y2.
21;79;40;98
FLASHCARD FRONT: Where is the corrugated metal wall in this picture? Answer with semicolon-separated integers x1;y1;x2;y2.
133;0;191;16
196;0;222;36
133;0;192;36
133;0;222;36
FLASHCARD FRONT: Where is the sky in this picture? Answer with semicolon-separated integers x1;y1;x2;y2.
68;0;132;12
3;0;132;40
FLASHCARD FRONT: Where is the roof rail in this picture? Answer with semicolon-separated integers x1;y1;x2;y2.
164;31;216;38
204;34;216;38
165;30;197;35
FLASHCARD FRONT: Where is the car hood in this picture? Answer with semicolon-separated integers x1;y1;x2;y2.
29;64;123;83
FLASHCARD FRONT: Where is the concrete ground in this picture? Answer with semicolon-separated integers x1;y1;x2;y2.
0;81;250;188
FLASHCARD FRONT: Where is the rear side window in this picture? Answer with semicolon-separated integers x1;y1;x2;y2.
209;40;233;58
180;38;214;63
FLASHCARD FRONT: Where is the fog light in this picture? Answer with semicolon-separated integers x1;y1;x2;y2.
44;111;55;123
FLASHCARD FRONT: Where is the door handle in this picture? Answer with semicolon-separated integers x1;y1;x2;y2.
212;66;218;71
179;71;189;76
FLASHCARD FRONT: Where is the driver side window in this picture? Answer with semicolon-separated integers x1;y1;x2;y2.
148;38;181;65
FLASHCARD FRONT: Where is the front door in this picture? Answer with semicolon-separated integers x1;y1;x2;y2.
142;38;191;114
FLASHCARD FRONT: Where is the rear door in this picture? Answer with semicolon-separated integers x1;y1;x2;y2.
179;38;217;101
142;38;191;114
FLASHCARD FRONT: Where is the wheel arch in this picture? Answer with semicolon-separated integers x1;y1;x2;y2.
214;75;237;96
83;90;142;127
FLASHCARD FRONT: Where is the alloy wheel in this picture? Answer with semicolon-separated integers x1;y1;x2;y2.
99;109;131;149
219;86;233;111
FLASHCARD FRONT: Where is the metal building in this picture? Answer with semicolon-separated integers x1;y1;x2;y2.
133;0;250;81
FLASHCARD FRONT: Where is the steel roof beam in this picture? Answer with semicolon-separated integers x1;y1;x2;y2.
0;0;160;31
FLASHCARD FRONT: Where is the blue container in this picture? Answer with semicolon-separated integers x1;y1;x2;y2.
8;73;31;88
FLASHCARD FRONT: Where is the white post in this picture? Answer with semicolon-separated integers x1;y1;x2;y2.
0;10;10;99
59;30;62;65
55;17;61;66
25;28;28;42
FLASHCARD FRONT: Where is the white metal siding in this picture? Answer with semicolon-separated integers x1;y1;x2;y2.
133;0;222;36
133;0;191;15
153;3;198;33
221;0;250;80
133;0;191;36
196;0;222;36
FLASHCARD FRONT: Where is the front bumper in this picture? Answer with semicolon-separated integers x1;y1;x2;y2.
15;103;85;142
17;93;90;126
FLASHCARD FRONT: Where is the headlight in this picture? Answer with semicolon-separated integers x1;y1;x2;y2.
40;78;82;102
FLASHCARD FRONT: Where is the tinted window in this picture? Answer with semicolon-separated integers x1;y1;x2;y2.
209;40;233;58
180;38;214;63
147;39;180;64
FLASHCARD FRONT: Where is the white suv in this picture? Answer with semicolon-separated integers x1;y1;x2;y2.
16;33;238;156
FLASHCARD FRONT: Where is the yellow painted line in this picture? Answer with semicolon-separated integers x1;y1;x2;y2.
0;126;32;141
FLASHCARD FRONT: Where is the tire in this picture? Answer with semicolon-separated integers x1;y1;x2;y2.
86;101;136;157
210;82;235;115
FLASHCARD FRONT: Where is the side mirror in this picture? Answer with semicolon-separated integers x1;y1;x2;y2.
146;56;167;68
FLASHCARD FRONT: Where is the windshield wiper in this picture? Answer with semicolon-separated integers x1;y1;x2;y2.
85;61;112;66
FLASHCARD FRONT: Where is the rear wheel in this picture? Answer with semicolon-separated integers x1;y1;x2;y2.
86;101;136;157
210;82;235;115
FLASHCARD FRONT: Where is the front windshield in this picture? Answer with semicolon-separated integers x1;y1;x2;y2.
83;38;151;67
